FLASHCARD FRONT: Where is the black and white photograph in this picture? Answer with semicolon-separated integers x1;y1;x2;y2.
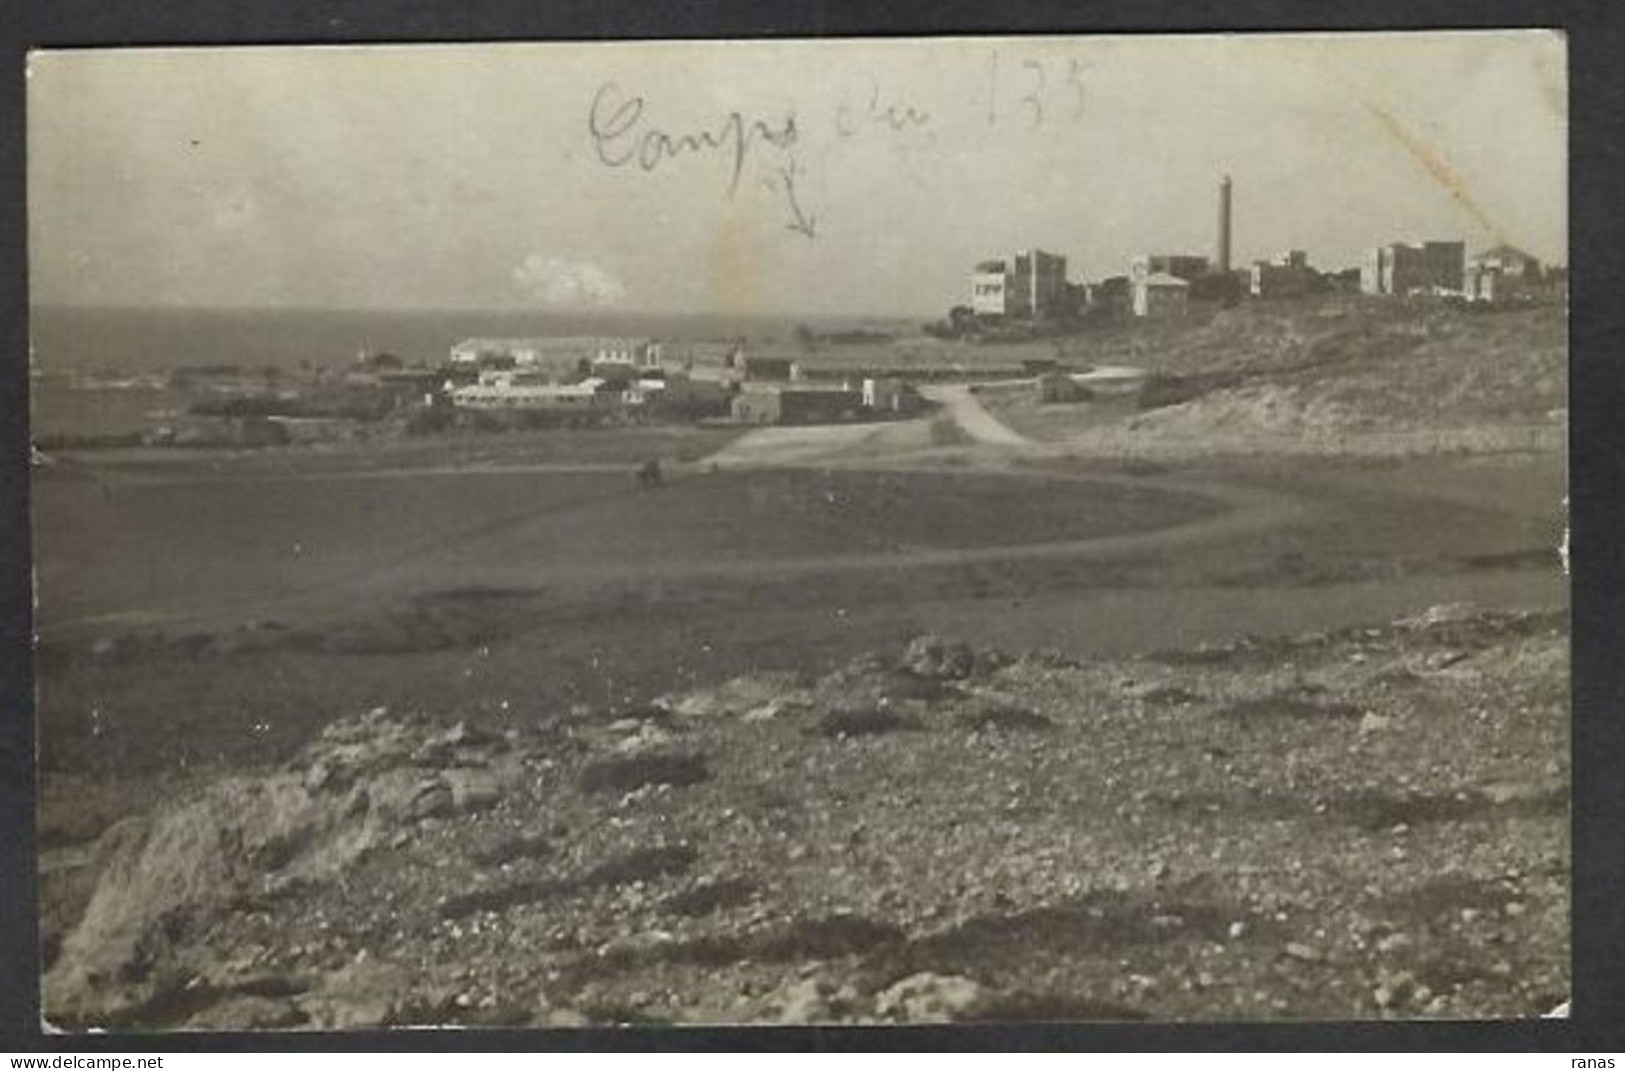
25;31;1569;1030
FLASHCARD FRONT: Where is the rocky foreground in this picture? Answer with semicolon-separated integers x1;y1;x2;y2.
41;606;1569;1030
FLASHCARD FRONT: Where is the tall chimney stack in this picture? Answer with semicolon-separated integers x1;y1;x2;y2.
1218;174;1233;275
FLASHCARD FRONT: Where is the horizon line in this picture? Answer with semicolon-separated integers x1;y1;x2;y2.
28;301;938;321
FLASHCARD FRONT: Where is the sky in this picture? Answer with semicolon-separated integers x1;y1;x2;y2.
27;32;1567;318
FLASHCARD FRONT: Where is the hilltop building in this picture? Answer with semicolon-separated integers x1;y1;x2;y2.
970;249;1069;319
1132;272;1191;319
1130;254;1211;285
1360;242;1466;296
1463;244;1545;303
1250;250;1316;299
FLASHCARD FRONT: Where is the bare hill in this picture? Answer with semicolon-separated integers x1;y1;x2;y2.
1001;297;1567;455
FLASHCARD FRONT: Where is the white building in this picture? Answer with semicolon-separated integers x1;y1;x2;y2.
449;337;662;370
1132;272;1190;318
970;250;1068;319
449;376;617;414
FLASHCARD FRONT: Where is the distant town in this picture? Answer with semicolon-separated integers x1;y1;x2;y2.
39;174;1567;451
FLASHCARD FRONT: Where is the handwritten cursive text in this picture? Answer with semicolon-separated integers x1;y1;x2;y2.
588;81;799;196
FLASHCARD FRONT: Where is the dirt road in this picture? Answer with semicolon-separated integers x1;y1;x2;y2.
38;463;1276;636
917;383;1032;446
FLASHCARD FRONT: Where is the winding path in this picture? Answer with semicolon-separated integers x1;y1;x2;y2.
41;457;1307;640
917;383;1032;446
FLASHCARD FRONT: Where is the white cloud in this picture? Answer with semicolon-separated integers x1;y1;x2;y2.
512;253;627;307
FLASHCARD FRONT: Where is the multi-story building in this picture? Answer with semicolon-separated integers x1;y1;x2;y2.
970;249;1069;319
1360;242;1466;296
1130;254;1211;285
1463;244;1544;303
1250;250;1315;298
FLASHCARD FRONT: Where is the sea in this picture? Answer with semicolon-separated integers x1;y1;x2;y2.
27;304;916;439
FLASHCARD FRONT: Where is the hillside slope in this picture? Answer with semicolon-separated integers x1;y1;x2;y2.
995;298;1566;454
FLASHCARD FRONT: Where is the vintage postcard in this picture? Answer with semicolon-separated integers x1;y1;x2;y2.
27;32;1567;1029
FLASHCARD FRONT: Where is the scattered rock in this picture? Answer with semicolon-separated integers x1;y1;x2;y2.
42;708;531;1026
1373;970;1419;1010
579;751;709;793
297;959;416;1030
1283;942;1322;963
876;972;989;1022
808;706;918;739
742;700;789;723
1358;712;1394;734
671;672;809;719
470;833;552;868
184;994;308;1030
583;843;697;889
953;703;1055;733
773;978;835;1024
902;635;977;680
665;877;757;917
404;778;456;821
1141;684;1202;707
611;723;676;755
43;613;1571;1027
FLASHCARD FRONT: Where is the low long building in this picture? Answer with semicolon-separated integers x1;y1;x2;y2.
449;337;662;371
756;340;1064;384
449;374;621;422
732;385;864;426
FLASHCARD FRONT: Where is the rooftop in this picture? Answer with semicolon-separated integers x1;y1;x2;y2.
1472;244;1539;264
452;336;654;351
